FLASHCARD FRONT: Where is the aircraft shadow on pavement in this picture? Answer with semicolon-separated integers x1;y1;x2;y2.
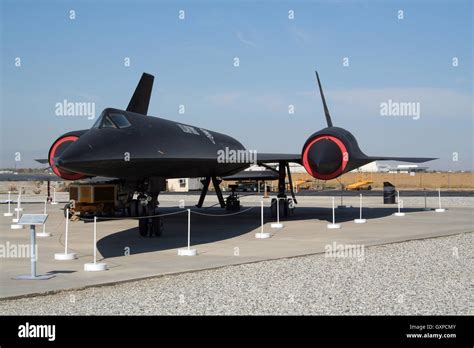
97;205;429;258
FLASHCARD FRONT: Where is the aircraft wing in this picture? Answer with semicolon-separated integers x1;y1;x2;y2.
222;169;279;181
363;156;437;163
0;173;66;181
35;158;49;164
256;153;302;164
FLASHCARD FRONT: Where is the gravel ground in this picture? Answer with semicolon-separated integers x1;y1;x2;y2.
1;232;472;315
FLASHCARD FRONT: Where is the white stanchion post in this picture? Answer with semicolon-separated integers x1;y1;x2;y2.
354;194;367;224
84;216;107;271
178;209;197;256
327;197;341;229
51;187;58;205
37;200;52;237
435;188;445;212
14;191;23;212
271;197;284;229
11;194;24;229
394;191;405;216
4;191;13;217
423;189;430;211
256;200;270;238
54;209;77;260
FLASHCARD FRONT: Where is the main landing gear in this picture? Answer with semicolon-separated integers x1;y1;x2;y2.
128;178;165;238
225;185;241;212
196;176;241;211
269;161;297;219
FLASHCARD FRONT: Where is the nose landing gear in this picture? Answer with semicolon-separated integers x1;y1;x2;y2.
138;215;163;237
130;177;166;238
225;185;241;211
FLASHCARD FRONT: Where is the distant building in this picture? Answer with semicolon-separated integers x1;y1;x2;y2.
351;161;381;173
389;164;428;174
167;178;203;192
245;163;307;173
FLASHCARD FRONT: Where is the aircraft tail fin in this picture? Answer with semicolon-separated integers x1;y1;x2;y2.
315;71;333;127
126;73;154;115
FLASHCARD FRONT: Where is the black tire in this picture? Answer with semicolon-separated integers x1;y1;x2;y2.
152;217;163;236
138;219;148;237
129;200;139;217
270;198;277;217
280;199;288;218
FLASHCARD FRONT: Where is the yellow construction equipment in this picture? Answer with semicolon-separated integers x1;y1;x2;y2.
345;180;373;190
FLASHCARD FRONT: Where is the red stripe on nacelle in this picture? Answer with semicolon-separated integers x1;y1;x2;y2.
302;135;349;180
48;135;85;180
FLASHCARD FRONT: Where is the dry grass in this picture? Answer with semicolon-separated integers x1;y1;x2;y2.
0;172;473;195
290;172;474;190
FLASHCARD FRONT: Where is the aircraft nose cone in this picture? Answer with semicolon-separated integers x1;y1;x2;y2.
55;137;91;172
307;139;342;174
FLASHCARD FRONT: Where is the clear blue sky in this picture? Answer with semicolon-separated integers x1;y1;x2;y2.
1;0;472;170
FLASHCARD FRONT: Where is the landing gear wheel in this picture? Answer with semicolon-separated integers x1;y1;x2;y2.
270;198;277;218
129;199;147;217
152;217;163;236
138;219;148;237
225;195;240;211
280;199;287;217
271;198;287;218
271;198;294;218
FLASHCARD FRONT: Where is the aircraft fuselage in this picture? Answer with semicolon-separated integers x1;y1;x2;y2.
55;108;250;180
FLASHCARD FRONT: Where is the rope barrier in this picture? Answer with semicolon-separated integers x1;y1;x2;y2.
75;205;258;221
78;209;188;222
190;206;255;217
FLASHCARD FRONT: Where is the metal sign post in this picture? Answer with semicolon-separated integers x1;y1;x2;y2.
14;214;55;280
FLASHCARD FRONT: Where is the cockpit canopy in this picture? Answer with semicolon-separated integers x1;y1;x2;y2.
93;110;132;129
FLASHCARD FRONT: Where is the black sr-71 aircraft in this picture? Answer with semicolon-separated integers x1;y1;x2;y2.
42;72;435;236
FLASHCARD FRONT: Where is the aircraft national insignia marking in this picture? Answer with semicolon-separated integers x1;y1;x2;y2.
177;123;199;135
200;128;215;144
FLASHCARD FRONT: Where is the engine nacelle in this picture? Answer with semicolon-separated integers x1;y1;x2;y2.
48;131;87;180
301;127;367;180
